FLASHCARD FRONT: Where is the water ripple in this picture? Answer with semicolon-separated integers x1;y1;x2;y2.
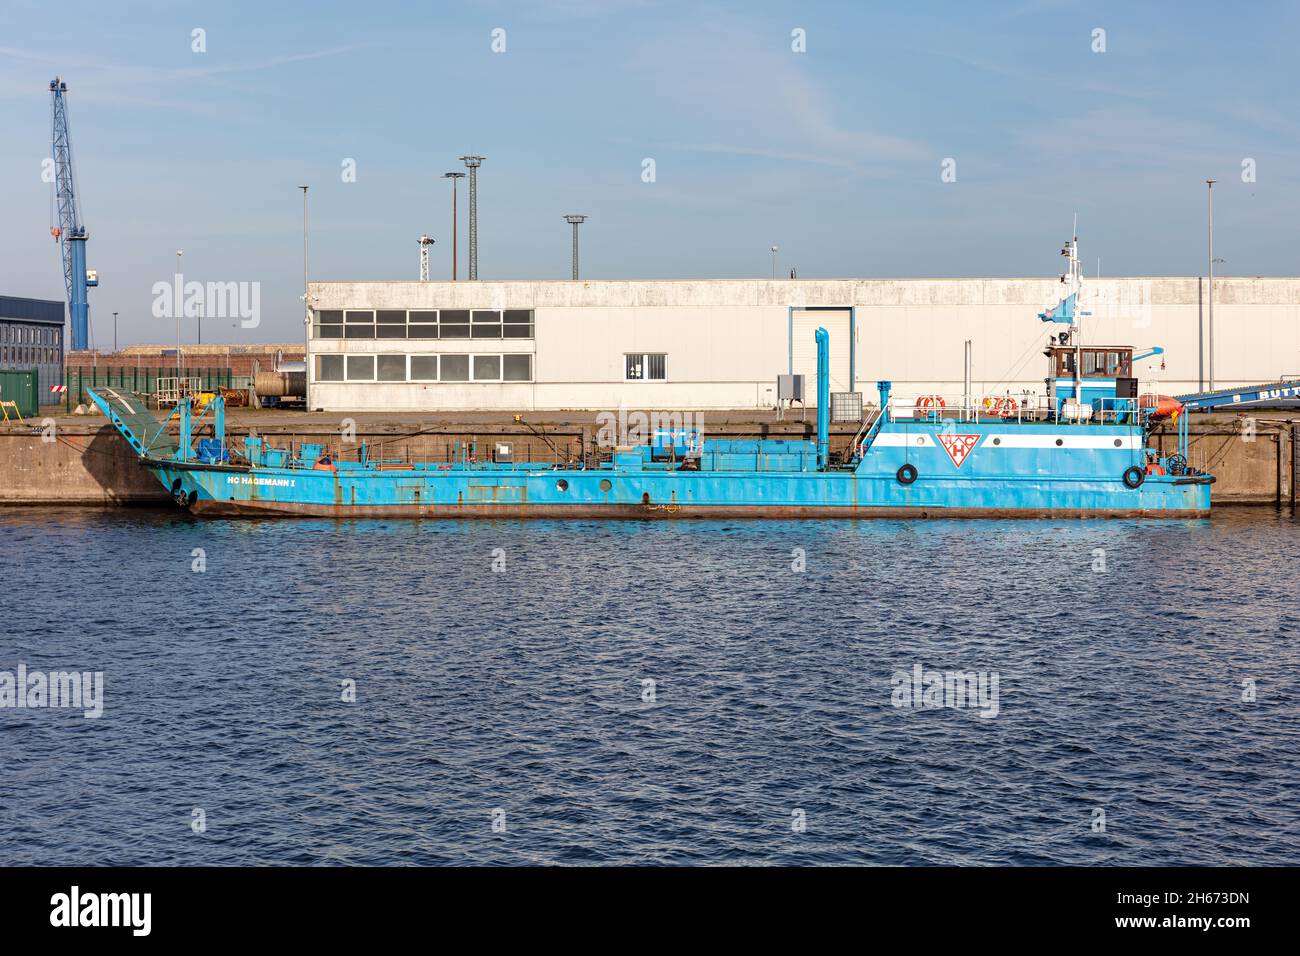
0;506;1296;865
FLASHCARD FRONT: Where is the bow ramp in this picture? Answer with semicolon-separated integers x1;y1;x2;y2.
85;387;180;459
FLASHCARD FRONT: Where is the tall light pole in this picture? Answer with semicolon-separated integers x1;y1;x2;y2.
443;171;465;280
770;245;779;279
175;249;183;374
299;185;310;403
1205;179;1216;391
459;155;485;279
564;215;587;279
112;311;118;353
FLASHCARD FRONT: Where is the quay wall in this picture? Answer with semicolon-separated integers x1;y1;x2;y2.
0;412;1293;507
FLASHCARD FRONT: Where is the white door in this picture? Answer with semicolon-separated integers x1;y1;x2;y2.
792;309;852;405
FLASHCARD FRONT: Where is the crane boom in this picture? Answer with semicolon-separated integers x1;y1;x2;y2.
50;76;93;351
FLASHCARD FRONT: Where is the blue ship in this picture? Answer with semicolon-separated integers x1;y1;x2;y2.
88;240;1213;519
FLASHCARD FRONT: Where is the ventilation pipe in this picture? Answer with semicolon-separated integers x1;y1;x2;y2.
964;339;972;415
816;326;830;468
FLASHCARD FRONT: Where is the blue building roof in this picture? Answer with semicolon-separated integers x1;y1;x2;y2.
0;295;65;325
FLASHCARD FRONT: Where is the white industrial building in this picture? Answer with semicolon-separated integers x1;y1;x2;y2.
305;277;1300;412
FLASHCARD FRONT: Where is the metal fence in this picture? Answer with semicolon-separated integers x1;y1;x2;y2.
62;366;235;412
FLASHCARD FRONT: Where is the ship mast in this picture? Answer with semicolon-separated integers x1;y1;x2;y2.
1066;220;1083;405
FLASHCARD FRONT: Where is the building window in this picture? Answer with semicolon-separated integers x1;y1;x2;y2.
377;354;407;381
345;355;375;381
344;310;375;339
410;355;439;381
376;311;407;339
626;353;666;381
471;310;502;339
503;354;532;381
440;310;470;339
317;355;344;381
440;354;469;381
502;310;533;338
409;311;438;339
472;355;501;381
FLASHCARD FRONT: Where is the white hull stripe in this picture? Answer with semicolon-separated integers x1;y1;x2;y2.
872;433;1142;450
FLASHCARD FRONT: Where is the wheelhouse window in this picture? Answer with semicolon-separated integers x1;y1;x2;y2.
626;353;666;381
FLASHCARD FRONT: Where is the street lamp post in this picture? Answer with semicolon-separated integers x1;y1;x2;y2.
112;311;118;353
299;185;310;406
1205;179;1216;392
458;156;485;279
443;172;466;280
564;215;587;279
770;245;779;279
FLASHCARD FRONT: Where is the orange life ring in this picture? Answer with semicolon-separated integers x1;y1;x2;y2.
915;395;946;414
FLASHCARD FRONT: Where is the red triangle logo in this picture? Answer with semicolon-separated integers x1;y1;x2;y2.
936;433;981;469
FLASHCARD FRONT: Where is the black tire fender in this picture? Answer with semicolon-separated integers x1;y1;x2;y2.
1123;466;1145;489
897;463;918;485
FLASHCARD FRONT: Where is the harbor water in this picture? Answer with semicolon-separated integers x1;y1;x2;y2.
1;507;1297;865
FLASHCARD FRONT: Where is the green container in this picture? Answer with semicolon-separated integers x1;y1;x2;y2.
0;369;39;419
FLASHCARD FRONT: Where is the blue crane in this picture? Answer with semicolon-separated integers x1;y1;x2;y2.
49;76;96;351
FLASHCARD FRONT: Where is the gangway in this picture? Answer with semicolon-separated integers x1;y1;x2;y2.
1177;380;1300;413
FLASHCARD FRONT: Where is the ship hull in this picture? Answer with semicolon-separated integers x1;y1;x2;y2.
187;498;1208;519
149;419;1213;519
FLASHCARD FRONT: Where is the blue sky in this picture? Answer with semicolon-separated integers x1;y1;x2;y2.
0;0;1296;346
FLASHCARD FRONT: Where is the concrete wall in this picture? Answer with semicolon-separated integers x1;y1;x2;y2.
307;277;1300;412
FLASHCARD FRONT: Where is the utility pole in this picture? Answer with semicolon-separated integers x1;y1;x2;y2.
459;156;485;279
418;235;434;281
442;172;465;280
1206;179;1216;391
299;185;310;404
564;215;587;279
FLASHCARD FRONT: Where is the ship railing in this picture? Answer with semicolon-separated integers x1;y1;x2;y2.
884;394;1047;425
882;394;1143;427
850;404;886;456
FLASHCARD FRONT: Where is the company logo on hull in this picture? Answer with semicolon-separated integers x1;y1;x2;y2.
937;433;980;468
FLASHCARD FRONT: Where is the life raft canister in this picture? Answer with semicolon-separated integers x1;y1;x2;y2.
1138;394;1183;420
